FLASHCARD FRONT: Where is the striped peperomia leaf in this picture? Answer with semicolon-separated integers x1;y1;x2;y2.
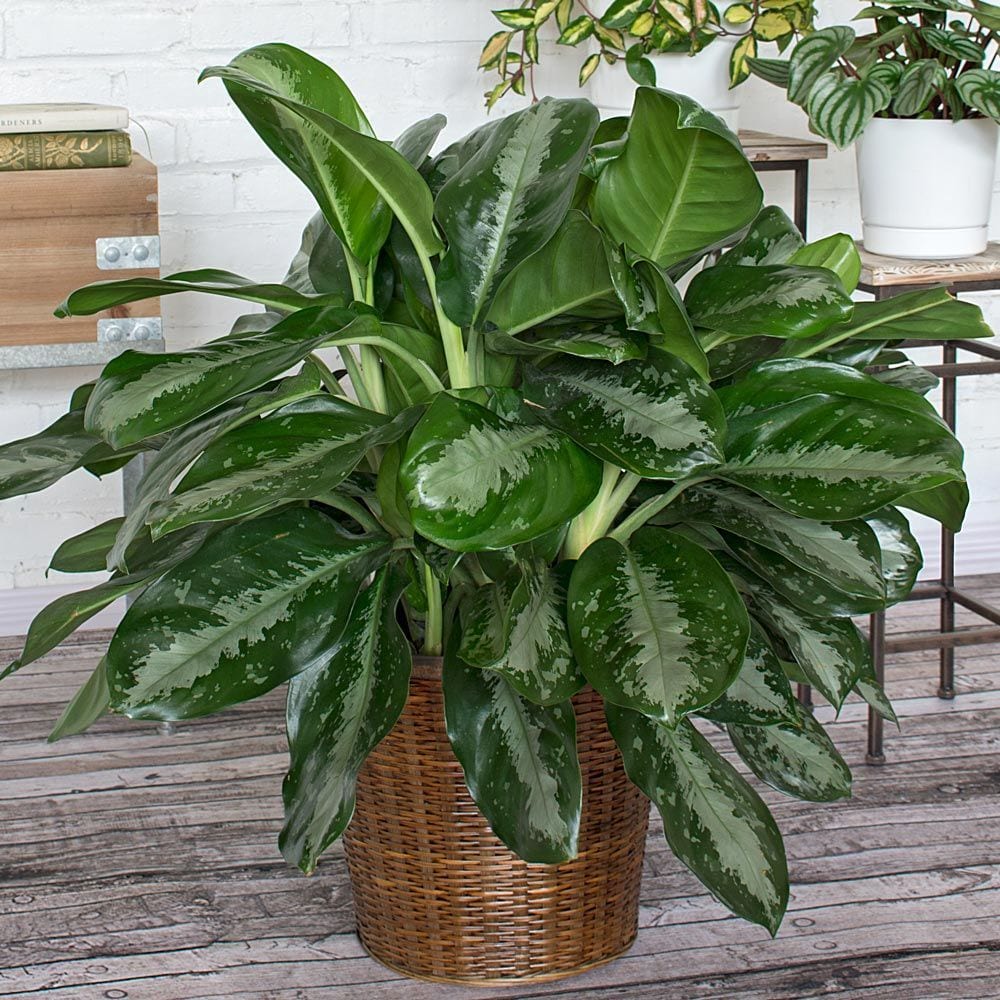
892;59;947;118
956;67;1000;119
568;527;750;724
106;508;391;720
787;26;854;105
805;70;892;149
606;706;789;934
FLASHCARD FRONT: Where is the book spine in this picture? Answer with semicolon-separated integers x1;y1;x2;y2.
0;132;132;172
0;109;129;134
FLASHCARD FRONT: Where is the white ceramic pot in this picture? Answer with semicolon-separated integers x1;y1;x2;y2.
856;117;999;259
589;40;741;131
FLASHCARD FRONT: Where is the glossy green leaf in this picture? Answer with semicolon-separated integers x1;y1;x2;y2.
393;114;448;168
49;517;125;573
806;70;892;148
527;328;647;363
283;212;353;298
700;622;800;727
721;392;964;521
486;210;620;335
399;392;601;551
787;234;861;294
686;265;853;340
855;671;897;725
865;506;922;605
56;269;343;319
443;639;581;863
48;658;110;742
148;399;418;537
521;352;725;479
676;483;885;602
718;206;804;267
280;566;411;873
897;480;969;532
202;48;443;263
435;97;599;327
606;707;788;933
874;362;939;396
568;527;750;724
591;88;762;270
84;306;369;449
106;509;390;720
787;26;856;105
729;705;852;802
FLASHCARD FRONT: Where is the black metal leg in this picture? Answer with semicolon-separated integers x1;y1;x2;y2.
867;611;886;765
939;343;958;699
792;161;809;237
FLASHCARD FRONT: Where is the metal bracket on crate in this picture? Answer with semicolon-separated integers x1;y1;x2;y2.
97;317;163;344
96;235;161;270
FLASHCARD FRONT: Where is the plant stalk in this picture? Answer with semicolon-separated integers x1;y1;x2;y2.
609;475;709;544
422;562;443;655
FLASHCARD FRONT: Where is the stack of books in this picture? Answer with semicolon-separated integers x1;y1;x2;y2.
0;103;132;173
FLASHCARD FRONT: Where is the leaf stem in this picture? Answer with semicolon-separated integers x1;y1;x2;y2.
414;247;473;389
610;475;710;544
422;562;443;655
316;493;382;534
307;353;350;398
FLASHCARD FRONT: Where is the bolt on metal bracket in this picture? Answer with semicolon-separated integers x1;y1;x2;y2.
96;236;161;270
97;317;163;344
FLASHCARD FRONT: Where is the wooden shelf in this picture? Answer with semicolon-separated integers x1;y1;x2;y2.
859;242;1000;290
738;130;828;163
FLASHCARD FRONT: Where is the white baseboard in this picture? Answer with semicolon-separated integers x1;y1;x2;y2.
0;585;124;640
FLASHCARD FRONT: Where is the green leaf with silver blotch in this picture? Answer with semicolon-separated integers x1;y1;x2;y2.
55;269;344;320
786;26;855;106
48;658;110;743
280;565;412;874
788;235;861;294
700;622;800;727
805;70;892;149
897;480;969;533
865;506;922;605
721;392;964;521
729;705;852;802
49;517;125;573
956;68;1000;119
592;88;762;271
686;265;853;341
399;392;602;551
606;706;788;934
202;47;443;264
893;60;947;117
675;483;885;603
84;306;369;449
875;363;939;397
147;399;419;538
568;527;750;724
718;206;804;267
486;210;621;336
443;637;581;864
521;352;725;479
435;98;599;327
855;669;897;725
106;508;391;721
458;574;519;668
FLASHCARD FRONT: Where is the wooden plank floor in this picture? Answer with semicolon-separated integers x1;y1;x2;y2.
2;578;1000;999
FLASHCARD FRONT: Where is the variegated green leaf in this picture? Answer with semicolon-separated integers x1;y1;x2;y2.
48;658;110;743
787;26;855;105
147;400;418;538
568;527;750;724
606;707;788;933
718;206;804;267
747;56;792;88
49;517;125;574
521;351;726;479
435;97;599;327
700;622;800;727
399;392;602;551
280;566;411;873
592;88;762;270
897;480;969;532
458;573;519;668
486;210;621;336
686;265;853;340
865;506;922;605
922;27;984;64
443;639;581;864
892;59;947;117
84;306;366;449
805;70;891;149
56;269;344;320
956;67;1000;118
107;508;391;720
729;705;852;802
855;670;897;724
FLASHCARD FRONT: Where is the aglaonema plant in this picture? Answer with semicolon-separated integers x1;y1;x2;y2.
0;43;990;935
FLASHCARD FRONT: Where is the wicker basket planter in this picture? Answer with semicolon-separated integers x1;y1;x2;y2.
343;657;651;985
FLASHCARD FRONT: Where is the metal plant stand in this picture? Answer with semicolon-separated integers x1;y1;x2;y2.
740;130;828;236
856;245;1000;764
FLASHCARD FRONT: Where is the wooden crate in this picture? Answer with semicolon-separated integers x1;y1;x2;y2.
0;154;159;348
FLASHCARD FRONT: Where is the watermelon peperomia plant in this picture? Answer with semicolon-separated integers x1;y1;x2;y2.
0;44;990;935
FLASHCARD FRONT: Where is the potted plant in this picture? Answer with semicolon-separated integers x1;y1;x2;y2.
749;2;1000;258
0;43;991;985
479;0;817;128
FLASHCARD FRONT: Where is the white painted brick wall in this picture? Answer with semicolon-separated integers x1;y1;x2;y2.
1;0;998;602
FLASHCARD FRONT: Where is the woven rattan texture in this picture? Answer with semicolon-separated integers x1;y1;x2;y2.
343;658;651;984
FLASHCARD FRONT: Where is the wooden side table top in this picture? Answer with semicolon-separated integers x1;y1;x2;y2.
859;243;1000;289
738;130;828;163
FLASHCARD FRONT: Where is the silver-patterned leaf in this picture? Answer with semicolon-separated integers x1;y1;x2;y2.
805;70;891;149
787;26;855;105
865;506;922;605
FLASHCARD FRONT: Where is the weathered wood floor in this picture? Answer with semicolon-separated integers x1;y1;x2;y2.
2;578;1000;999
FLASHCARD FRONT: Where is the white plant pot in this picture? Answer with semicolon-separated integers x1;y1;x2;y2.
589;40;741;132
856;117;999;259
